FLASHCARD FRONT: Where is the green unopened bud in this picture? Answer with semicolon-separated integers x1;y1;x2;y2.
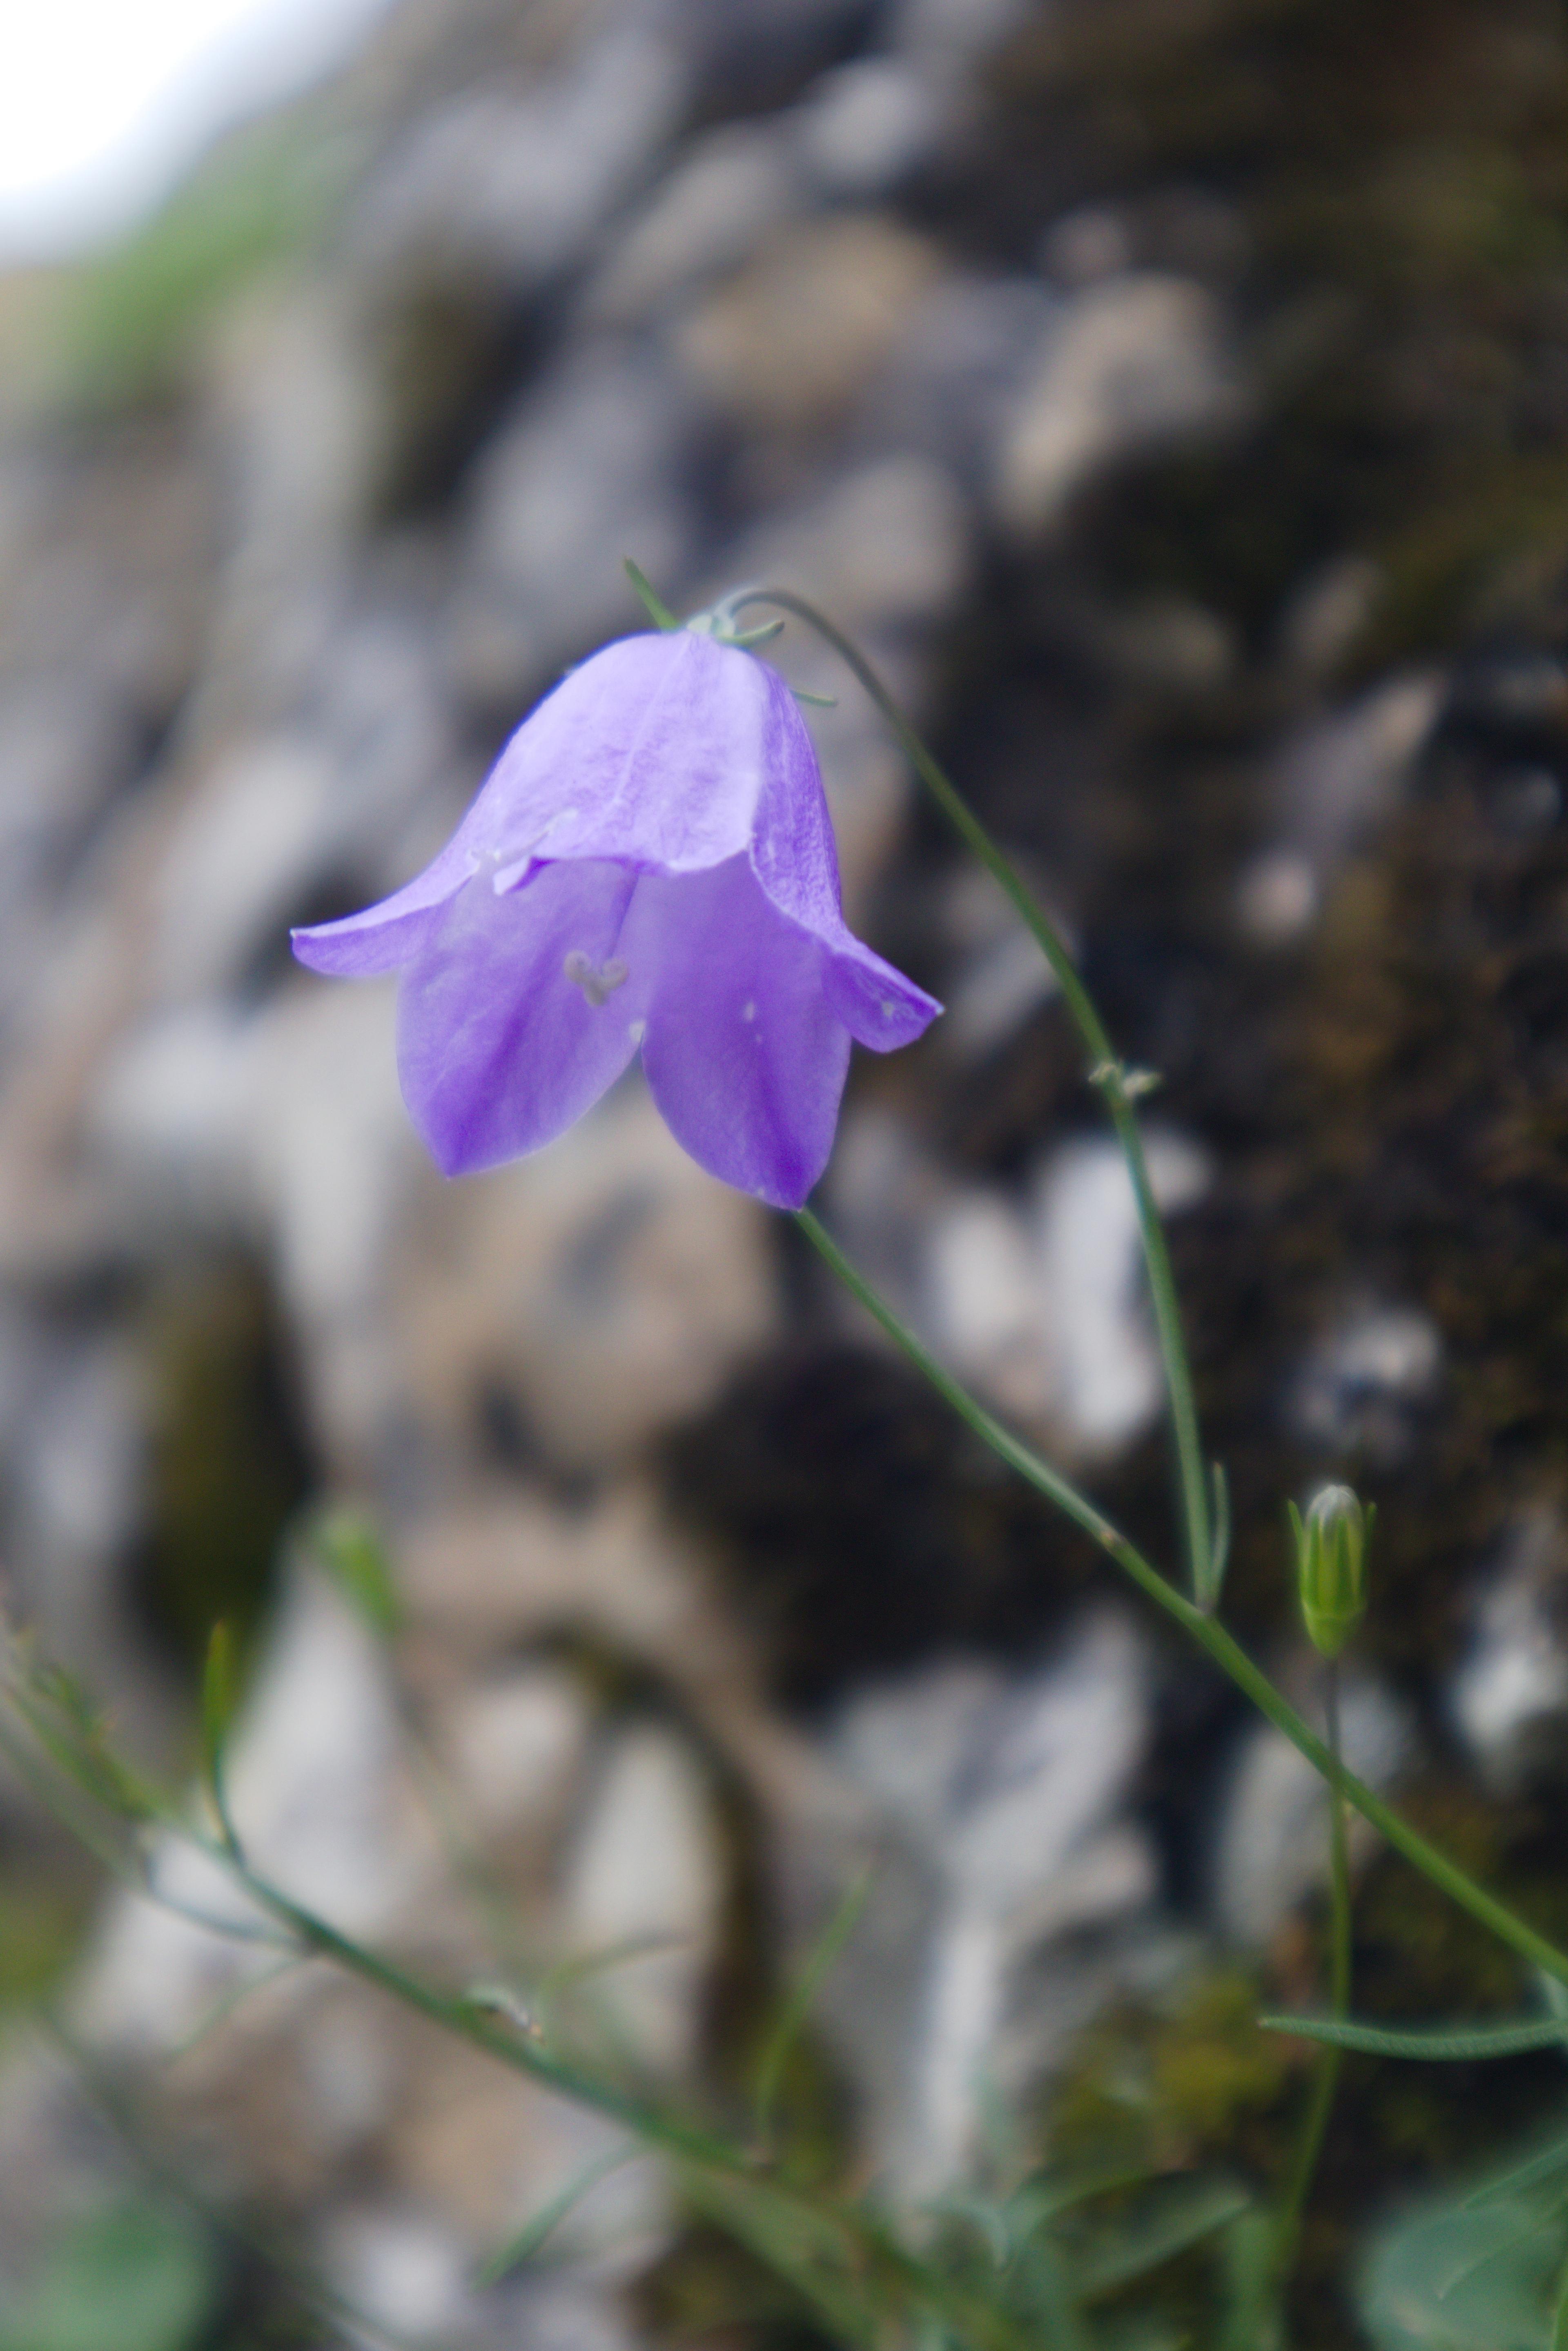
1288;1485;1373;1659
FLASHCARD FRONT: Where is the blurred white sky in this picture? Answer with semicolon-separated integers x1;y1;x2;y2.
1;0;393;260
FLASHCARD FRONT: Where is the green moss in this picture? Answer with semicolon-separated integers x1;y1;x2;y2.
1051;1966;1297;2184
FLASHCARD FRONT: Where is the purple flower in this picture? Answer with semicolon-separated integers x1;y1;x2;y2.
292;628;940;1207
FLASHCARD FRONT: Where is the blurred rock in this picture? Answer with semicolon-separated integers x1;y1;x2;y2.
561;1719;724;2078
675;212;945;440
809;1608;1157;2199
1450;1512;1568;1792
1277;555;1385;683
1033;1131;1210;1459
388;1085;780;1477
75;1568;415;2059
583;121;801;324
994;275;1238;534
1237;672;1445;943
451;340;697;706
353;24;688;289
1290;1302;1443;1466
796;58;943;198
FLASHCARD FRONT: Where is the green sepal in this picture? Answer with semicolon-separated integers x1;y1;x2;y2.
624;558;681;632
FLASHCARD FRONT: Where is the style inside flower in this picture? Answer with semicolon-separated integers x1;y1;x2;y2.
291;625;941;1207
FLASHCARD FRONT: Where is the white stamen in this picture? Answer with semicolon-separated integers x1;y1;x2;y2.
564;951;629;1008
741;1000;756;1022
627;1018;646;1045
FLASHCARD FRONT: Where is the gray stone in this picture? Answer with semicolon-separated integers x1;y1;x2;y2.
796;57;943;198
1290;1302;1443;1465
583;120;802;324
1033;1130;1211;1460
994;274;1240;535
75;1568;413;2058
352;24;688;289
673;213;946;440
1235;671;1444;946
813;1610;1157;2198
560;1718;724;2079
1450;1512;1568;1791
889;0;1033;65
450;340;695;705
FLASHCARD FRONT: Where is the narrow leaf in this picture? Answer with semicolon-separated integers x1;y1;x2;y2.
1068;2178;1251;2301
753;1865;873;2144
1260;2013;1568;2060
677;2168;878;2346
1203;1461;1231;1610
310;1510;400;1638
200;1623;241;1855
1463;2131;1568;2209
478;2143;635;2284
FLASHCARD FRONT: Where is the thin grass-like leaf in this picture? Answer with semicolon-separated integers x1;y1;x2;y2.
309;1512;401;1638
1260;2013;1568;2059
1068;2178;1252;2301
1201;1460;1230;1611
677;2167;879;2347
478;2142;636;2284
166;1955;307;2062
753;1865;873;2145
1463;2132;1568;2209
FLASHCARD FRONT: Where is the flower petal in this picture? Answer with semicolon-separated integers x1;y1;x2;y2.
488;630;773;883
397;859;648;1176
743;658;942;1049
291;830;477;975
822;940;942;1051
626;855;851;1209
294;629;777;977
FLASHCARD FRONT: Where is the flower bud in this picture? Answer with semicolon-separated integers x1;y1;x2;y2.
1288;1485;1373;1659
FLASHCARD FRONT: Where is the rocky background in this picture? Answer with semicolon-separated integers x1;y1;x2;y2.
2;0;1568;2344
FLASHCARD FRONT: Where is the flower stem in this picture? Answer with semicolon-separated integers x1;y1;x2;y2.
737;586;1215;1607
792;1206;1568;1990
1269;1661;1353;2291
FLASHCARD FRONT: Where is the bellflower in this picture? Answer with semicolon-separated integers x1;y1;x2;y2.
291;625;941;1207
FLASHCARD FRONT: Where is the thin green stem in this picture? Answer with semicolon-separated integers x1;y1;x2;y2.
1270;1664;1353;2286
733;586;1214;1605
793;1207;1568;1991
207;1839;733;2169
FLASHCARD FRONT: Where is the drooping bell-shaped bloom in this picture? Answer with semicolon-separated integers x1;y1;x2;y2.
292;628;941;1207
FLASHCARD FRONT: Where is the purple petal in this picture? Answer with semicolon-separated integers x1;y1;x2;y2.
294;630;776;978
625;855;851;1209
485;630;777;883
742;657;942;1050
291;830;477;975
822;941;942;1050
397;859;648;1176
